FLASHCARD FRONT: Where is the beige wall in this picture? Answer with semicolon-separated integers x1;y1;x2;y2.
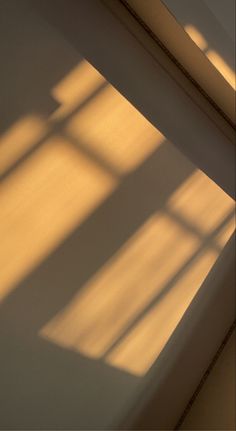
181;329;236;430
0;0;235;429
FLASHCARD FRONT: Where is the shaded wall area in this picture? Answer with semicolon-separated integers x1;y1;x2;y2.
180;329;236;430
163;0;235;87
0;1;235;429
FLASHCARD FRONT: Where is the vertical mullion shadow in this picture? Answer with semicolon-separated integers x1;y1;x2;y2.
0;141;195;334
0;81;108;183
102;209;235;359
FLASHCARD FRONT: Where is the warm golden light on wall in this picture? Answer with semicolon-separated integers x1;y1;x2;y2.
51;61;106;120
66;85;162;174
40;169;234;376
184;24;236;90
106;247;217;375
0;115;47;176
206;51;236;90
0;56;234;378
0;137;116;301
40;211;200;359
0;59;163;302
184;25;208;51
168;170;235;235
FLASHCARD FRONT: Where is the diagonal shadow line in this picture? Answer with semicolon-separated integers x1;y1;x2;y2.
0;80;109;182
60;128;122;179
102;209;235;358
179;0;235;70
165;206;223;253
0;142;195;334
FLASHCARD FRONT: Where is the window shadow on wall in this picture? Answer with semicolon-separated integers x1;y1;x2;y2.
0;1;235;429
